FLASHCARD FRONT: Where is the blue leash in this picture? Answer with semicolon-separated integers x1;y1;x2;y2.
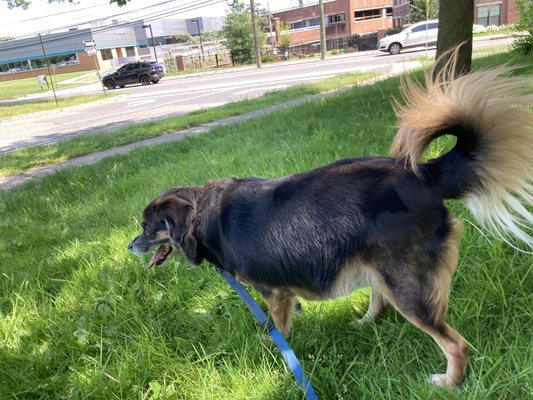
217;268;319;400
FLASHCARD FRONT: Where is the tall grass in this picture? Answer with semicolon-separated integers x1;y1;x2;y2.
0;51;531;399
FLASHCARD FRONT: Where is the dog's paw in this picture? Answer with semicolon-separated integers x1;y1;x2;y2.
277;319;293;337
429;374;457;389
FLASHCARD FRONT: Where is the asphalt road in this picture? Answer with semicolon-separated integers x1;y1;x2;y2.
0;36;513;154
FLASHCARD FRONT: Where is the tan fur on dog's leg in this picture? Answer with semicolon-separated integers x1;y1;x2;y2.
408;318;468;388
262;291;295;336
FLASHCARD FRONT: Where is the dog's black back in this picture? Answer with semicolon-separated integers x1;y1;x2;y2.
199;157;449;295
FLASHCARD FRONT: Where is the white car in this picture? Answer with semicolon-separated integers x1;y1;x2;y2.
378;20;439;54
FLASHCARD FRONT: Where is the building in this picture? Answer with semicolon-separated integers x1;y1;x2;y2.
391;0;520;30
0;16;225;82
271;0;394;53
391;0;411;29
474;0;519;26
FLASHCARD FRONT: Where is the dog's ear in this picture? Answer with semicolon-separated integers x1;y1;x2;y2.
150;188;203;265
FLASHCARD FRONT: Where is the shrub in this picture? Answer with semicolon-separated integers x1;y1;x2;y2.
513;0;533;54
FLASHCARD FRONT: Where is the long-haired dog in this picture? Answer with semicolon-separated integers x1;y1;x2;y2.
129;53;533;388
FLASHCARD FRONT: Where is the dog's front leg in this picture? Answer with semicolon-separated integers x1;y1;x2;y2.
260;289;296;336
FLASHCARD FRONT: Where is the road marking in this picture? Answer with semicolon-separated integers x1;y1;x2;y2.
125;98;157;108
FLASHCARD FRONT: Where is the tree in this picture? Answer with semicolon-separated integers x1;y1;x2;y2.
278;22;291;54
409;0;438;23
435;0;474;77
221;0;265;65
513;0;533;54
171;34;193;44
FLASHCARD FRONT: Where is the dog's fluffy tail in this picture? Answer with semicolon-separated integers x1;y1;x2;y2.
391;52;533;248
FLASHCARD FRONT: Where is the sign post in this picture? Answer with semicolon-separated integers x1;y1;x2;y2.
84;40;106;94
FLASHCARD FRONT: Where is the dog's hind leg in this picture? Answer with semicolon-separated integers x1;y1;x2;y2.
357;288;389;325
383;275;468;388
378;217;468;388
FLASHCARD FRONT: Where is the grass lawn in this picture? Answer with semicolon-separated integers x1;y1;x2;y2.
0;72;375;177
0;94;113;119
0;70;98;100
0;51;531;399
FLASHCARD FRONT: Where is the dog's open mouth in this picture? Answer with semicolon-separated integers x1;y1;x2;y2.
147;244;173;269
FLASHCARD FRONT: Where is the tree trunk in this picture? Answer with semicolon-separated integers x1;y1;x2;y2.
250;0;262;69
435;0;474;77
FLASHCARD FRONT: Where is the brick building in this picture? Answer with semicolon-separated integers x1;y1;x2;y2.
392;0;519;29
270;0;521;54
271;0;394;52
474;0;519;26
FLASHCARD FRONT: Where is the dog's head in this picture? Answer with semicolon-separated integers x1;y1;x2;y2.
128;187;203;268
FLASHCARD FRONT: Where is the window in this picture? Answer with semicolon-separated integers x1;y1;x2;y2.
125;46;136;57
354;8;392;21
289;20;305;30
49;53;79;67
477;4;501;26
328;13;345;25
355;8;381;21
289;17;323;30
411;24;427;33
101;49;113;60
308;17;320;27
0;53;79;74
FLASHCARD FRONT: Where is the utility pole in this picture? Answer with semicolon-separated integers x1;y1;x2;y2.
38;33;58;106
267;1;275;49
250;0;262;68
319;0;326;60
142;24;159;64
191;19;204;60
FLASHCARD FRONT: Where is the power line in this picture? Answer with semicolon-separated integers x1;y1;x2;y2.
2;3;111;25
0;0;225;52
4;0;225;41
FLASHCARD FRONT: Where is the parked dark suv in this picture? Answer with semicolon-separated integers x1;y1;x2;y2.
102;61;163;89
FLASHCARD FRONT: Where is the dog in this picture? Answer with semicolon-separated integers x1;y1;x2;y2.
129;53;533;388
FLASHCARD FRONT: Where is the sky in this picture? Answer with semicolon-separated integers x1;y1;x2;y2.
0;0;314;39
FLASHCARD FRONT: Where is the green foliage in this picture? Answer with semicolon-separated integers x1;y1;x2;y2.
513;0;533;54
279;22;292;53
409;0;439;23
163;53;177;72
222;1;254;64
261;54;276;63
221;0;265;64
171;33;193;44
